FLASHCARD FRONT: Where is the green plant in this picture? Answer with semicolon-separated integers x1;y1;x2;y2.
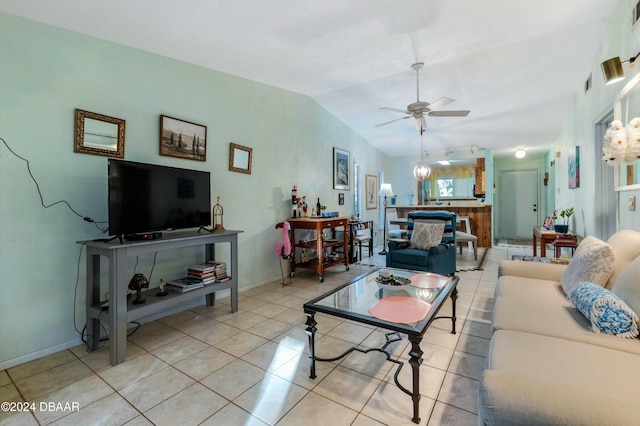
559;207;574;225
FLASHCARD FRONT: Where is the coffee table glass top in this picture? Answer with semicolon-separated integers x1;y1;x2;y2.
304;267;458;334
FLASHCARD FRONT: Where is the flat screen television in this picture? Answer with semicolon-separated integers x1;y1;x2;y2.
108;159;211;239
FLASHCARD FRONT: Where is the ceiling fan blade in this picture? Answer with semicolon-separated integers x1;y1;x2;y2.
374;116;412;127
429;110;470;117
427;97;455;110
380;107;411;114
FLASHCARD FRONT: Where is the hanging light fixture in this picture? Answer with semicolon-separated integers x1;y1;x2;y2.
413;129;431;181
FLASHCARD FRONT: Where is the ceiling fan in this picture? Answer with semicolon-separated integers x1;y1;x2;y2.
375;62;470;131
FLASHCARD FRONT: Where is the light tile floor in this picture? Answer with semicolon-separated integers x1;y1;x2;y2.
1;242;535;425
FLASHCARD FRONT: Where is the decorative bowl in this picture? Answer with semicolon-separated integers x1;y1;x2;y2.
376;275;411;290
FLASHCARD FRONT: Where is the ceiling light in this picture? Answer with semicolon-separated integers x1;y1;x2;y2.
438;160;450;165
515;148;526;159
601;52;640;85
413;131;431;181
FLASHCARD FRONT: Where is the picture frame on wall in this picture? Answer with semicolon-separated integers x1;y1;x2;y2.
160;115;207;161
365;174;378;210
569;146;580;189
333;147;350;190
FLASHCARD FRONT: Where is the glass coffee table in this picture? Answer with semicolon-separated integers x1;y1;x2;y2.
303;267;459;424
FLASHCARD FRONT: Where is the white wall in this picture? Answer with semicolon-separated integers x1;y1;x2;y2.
551;0;640;237
0;13;389;368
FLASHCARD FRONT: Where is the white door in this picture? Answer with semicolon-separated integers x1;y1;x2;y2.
499;169;539;238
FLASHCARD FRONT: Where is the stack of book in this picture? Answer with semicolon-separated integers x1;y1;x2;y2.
187;262;217;284
206;261;229;282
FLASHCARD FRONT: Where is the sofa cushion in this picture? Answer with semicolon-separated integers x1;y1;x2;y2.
486;330;640;407
492;296;640;355
570;282;639;338
410;222;444;250
560;236;614;297
606;229;640;289
613;255;640;315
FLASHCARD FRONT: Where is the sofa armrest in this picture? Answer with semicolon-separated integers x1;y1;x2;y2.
498;260;567;281
479;370;640;426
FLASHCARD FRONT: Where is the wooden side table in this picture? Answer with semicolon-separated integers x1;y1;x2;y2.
532;226;562;257
551;236;578;258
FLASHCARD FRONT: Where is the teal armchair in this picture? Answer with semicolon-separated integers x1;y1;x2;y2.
386;210;457;275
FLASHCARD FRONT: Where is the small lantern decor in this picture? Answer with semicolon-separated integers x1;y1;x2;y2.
212;196;225;231
128;273;149;305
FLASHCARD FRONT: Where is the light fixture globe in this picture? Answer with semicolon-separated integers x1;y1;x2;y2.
413;162;431;181
515;148;526;159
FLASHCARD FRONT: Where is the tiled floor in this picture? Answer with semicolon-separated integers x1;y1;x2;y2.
1;242;534;425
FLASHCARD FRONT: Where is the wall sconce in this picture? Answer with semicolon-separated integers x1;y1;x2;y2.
601;52;640;85
515;148;526;159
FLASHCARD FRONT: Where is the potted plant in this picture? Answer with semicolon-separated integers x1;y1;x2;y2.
553;207;574;233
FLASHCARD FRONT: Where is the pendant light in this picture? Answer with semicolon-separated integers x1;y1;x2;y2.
413;128;431;181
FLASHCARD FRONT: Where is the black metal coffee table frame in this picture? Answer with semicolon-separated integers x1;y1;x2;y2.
303;268;459;424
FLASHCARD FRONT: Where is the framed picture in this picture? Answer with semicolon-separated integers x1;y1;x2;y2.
569;146;580;189
333;147;350;190
366;174;378;210
160;115;207;161
543;216;553;229
338;193;344;205
229;143;252;174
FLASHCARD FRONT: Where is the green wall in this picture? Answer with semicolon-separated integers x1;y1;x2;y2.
0;13;387;367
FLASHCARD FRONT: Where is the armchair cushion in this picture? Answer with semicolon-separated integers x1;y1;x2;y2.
410;222;445;250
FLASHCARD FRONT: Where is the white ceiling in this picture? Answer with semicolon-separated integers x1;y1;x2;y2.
0;0;619;159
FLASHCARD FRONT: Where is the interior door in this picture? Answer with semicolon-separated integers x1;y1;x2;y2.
499;169;539;238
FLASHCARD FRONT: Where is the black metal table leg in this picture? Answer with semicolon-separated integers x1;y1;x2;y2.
450;286;458;334
408;334;423;424
304;310;317;379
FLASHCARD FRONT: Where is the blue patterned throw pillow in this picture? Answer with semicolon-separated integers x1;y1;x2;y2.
570;281;639;338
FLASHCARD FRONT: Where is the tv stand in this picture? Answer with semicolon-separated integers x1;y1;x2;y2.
81;229;242;366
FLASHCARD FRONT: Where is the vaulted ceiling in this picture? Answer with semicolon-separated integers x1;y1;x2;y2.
0;0;618;159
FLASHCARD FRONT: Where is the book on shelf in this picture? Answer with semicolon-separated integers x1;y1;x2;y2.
165;277;206;292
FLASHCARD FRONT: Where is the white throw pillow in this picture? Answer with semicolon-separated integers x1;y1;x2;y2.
560;236;615;298
410;222;445;250
612;256;640;316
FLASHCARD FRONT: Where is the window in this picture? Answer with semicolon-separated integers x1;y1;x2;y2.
354;160;363;217
436;176;454;197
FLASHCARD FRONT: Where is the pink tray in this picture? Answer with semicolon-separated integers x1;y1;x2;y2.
408;273;451;289
368;296;432;324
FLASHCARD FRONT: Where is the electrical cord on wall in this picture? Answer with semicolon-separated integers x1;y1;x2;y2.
0;136;107;232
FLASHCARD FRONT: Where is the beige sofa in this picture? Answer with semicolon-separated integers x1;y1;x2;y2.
479;230;640;425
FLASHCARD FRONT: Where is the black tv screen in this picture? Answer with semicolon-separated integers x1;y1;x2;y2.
108;159;211;237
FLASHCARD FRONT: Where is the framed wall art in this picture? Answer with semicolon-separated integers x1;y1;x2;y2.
333;147;350;190
229;143;252;174
74;109;125;158
160;115;207;161
365;174;378;210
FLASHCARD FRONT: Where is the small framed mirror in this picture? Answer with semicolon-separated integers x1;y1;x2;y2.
74;109;125;158
229;143;252;174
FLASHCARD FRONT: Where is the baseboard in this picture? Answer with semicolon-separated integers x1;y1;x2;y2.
0;337;83;371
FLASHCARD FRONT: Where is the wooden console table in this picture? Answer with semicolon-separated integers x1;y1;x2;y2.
289;216;349;282
81;230;242;366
